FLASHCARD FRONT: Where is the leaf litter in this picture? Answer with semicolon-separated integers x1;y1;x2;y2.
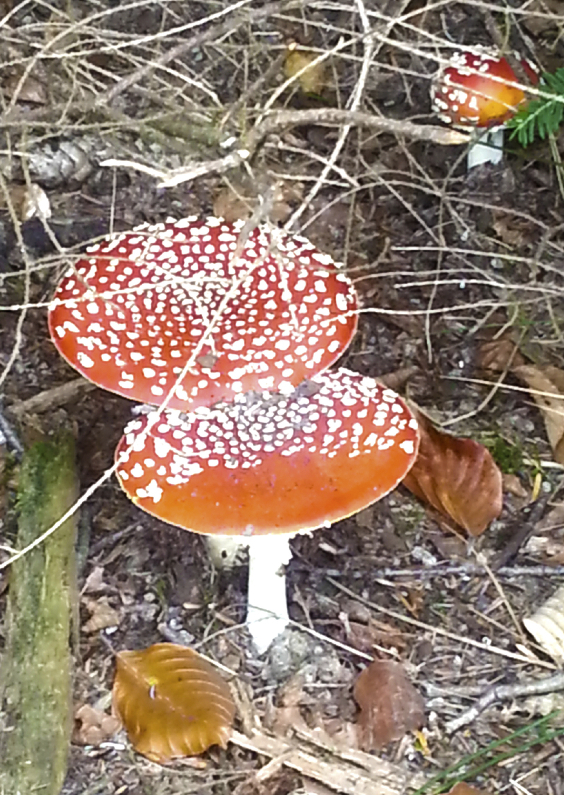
2;1;564;793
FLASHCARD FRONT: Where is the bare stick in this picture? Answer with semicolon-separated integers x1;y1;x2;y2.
98;0;299;108
102;109;470;188
230;726;427;795
446;672;564;734
9;378;96;418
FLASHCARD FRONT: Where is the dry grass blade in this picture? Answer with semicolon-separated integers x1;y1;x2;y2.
403;408;502;536
112;642;235;762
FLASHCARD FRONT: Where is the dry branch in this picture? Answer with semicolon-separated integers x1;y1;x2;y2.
445;672;564;734
103;108;470;189
9;377;95;418
230;726;426;795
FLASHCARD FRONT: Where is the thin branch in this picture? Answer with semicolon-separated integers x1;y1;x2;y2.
101;109;470;188
446;672;564;734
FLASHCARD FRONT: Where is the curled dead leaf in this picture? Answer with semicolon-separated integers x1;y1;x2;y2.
523;583;564;664
283;44;326;95
73;704;121;746
353;660;425;750
112;643;235;762
403;408;503;537
477;337;525;373
512;364;564;464
3;71;48;104
0;183;51;223
82;596;120;633
447;784;493;795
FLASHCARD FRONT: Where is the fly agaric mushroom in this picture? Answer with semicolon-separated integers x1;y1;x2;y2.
115;369;419;653
432;49;539;169
48;217;358;411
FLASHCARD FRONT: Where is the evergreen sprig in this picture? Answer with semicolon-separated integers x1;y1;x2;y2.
508;67;564;147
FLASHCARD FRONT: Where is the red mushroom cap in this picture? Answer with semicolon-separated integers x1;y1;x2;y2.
115;369;419;536
48;218;358;410
432;50;532;128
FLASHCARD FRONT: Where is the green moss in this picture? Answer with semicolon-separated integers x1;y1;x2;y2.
483;433;524;474
0;431;79;795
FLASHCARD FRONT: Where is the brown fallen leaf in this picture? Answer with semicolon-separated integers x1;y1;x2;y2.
213;179;303;224
82;596;120;632
0;183;51;223
403;408;503;536
491;209;535;249
523;582;564;664
345;618;408;655
3;70;48;104
73;703;121;746
477;336;525;373
284;44;326;95
512;364;564;464
501;473;528;500
447;784;493;795
112;643;235;762
353;660;425;750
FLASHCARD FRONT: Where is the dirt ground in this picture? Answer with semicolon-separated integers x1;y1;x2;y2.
2;1;564;793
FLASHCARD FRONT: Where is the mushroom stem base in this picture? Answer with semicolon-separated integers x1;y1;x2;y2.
246;535;292;655
204;534;293;654
467;126;504;169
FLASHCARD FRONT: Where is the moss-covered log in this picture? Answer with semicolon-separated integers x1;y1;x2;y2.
0;431;79;795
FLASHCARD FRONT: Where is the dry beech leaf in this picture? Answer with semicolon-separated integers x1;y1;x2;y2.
491;209;534;249
82;596;120;632
213;181;302;224
512;364;564;464
73;704;121;746
523;582;564;664
20;183;51;221
112;642;235;762
0;183;51;223
283;44;326;95
3;71;48;104
353;660;425;750
477;337;525;373
403;408;503;537
447;785;492;795
502;473;528;500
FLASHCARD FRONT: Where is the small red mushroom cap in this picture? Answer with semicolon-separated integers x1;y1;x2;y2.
48;218;358;410
432;50;534;128
115;369;419;536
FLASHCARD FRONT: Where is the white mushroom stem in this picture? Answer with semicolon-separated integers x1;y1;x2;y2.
206;534;293;655
246;535;293;654
467;126;505;169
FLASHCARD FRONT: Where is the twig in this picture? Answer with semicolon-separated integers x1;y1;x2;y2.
98;0;298;108
490;487;556;571
9;378;96;418
321;564;564;578
102;109;470;188
440;332;525;428
230;726;427;795
284;0;374;231
326;576;556;669
446;671;564;734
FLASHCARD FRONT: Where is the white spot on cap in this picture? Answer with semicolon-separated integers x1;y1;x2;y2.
137;479;163;503
77;351;95;368
400;440;415;455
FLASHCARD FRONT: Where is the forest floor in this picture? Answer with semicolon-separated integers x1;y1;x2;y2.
1;1;564;794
